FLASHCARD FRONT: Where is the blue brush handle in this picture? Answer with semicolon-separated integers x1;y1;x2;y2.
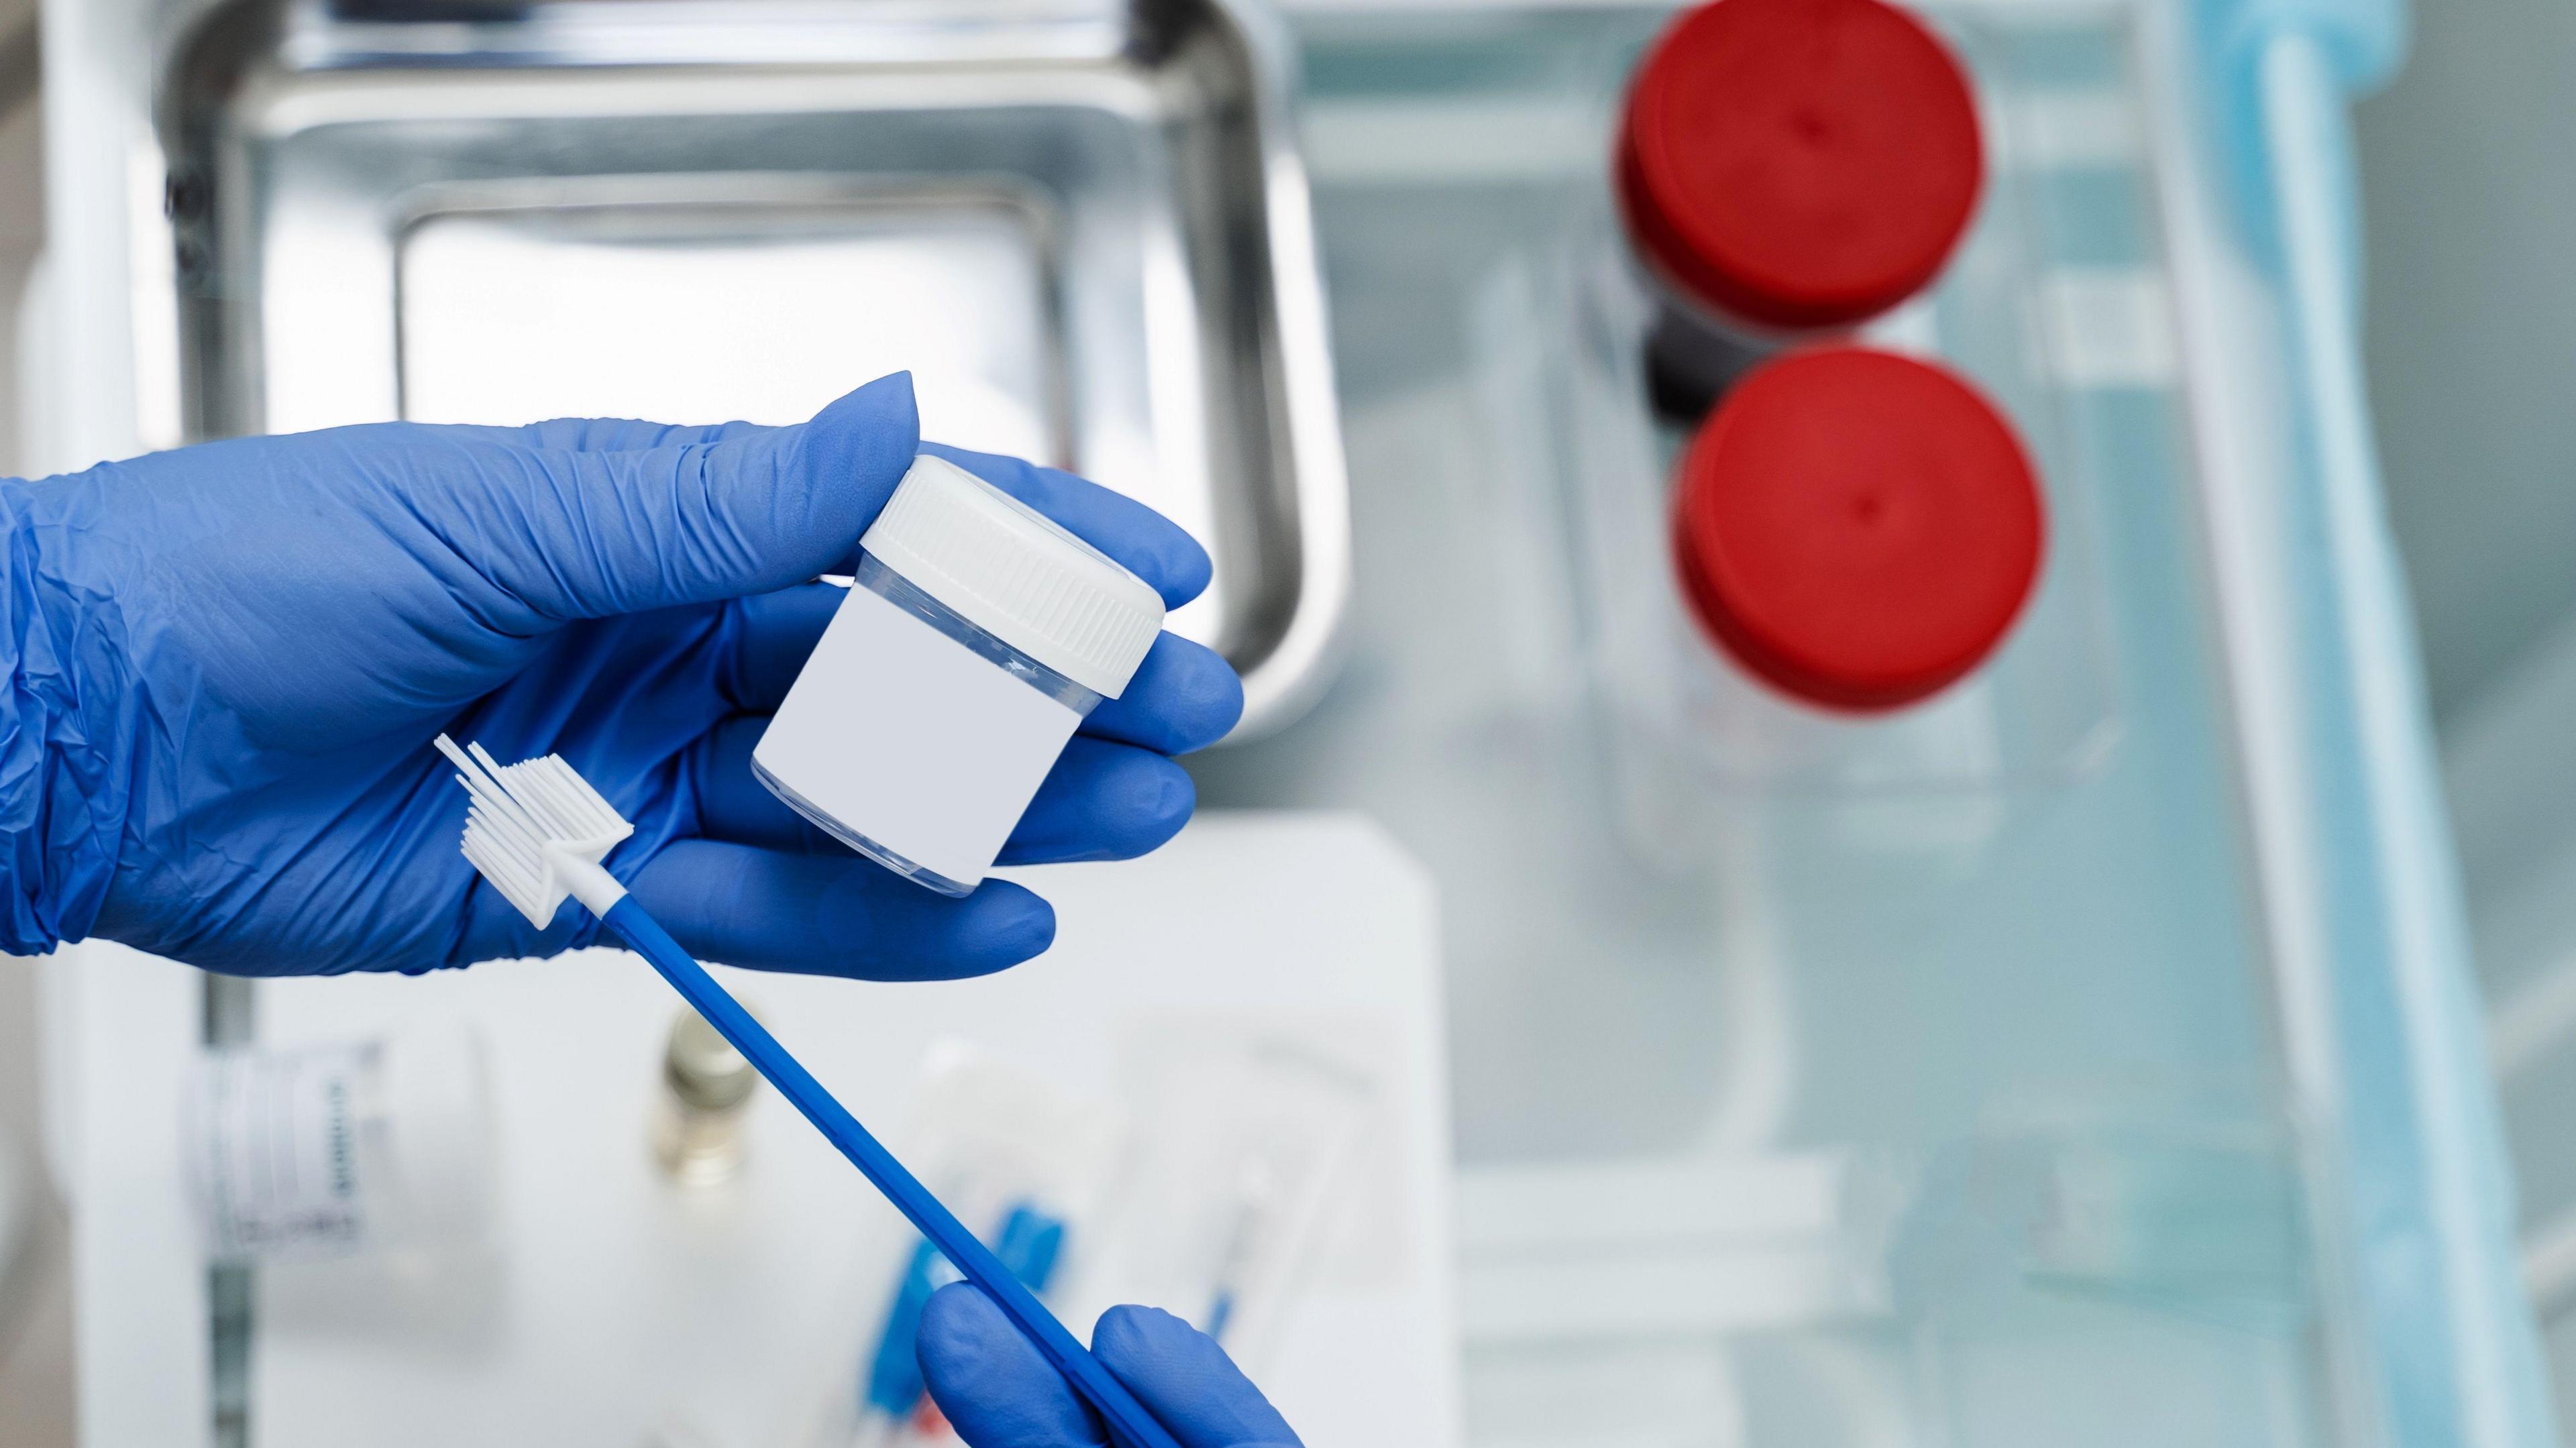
602;896;1184;1448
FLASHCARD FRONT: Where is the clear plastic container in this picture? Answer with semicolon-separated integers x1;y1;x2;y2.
182;1025;493;1265
1518;12;2123;855
753;454;1165;895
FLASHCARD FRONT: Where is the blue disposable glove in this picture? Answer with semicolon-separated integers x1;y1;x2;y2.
0;373;1242;977
916;1283;1303;1448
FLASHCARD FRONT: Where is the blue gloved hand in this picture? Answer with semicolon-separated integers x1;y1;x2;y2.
916;1283;1302;1448
0;373;1242;976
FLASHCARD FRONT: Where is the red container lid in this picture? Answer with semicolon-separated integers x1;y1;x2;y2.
1617;0;1984;333
1673;347;2043;712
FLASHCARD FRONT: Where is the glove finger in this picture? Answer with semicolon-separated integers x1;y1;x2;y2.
424;420;771;453
994;738;1194;865
1093;1305;1305;1448
1080;635;1243;754
623;839;1052;980
689;719;1193;866
919;443;1214;610
720;583;844;712
508;417;775;451
476;422;1210;613
918;1284;1109;1448
447;373;919;624
685;714;839;853
727;588;1239;754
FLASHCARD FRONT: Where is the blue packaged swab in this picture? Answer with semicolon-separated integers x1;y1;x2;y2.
865;1203;1067;1432
432;734;1183;1448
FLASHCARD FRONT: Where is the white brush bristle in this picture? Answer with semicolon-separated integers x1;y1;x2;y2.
435;734;634;928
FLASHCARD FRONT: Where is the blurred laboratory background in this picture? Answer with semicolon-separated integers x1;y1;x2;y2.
2366;0;2576;1424
10;0;2576;1445
0;0;65;1441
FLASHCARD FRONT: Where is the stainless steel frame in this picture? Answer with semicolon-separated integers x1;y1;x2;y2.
158;0;1351;736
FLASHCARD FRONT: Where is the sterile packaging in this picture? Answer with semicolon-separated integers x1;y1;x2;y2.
1885;1094;2311;1331
182;1024;494;1265
800;1044;1120;1448
797;1031;1382;1445
754;455;1165;897
1071;1032;1378;1368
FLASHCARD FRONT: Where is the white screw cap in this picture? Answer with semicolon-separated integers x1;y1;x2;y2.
860;455;1167;699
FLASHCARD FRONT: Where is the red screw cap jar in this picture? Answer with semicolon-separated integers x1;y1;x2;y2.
1617;0;1985;336
1673;347;2044;712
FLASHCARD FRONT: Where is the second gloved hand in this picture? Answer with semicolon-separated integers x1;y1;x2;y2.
0;372;1242;976
916;1282;1302;1448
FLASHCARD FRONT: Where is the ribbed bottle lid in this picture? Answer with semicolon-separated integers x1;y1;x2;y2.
861;455;1166;699
1617;0;1984;333
1672;347;2044;711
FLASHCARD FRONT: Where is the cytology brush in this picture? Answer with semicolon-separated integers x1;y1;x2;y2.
431;734;1185;1448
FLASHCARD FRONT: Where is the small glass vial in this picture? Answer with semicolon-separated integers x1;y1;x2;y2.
654;1007;759;1186
1616;0;1985;419
754;454;1165;896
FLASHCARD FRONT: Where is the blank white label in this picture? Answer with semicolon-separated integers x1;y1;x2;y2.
189;1044;373;1262
754;583;1083;888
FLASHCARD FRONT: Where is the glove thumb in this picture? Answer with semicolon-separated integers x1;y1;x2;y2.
471;371;920;620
